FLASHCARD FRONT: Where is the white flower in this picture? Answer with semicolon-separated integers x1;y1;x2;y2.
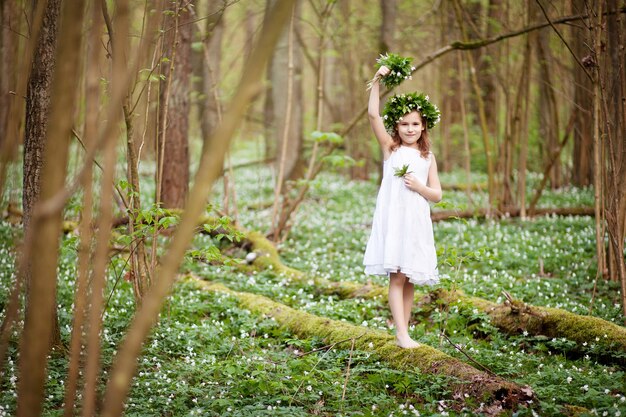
425;95;430;100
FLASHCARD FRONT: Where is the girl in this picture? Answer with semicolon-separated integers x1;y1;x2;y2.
363;65;442;349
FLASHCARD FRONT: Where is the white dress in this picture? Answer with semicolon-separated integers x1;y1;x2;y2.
363;146;439;285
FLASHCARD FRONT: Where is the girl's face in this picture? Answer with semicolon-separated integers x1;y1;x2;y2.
396;111;424;147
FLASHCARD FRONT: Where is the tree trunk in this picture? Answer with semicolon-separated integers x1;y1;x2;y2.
63;3;101;414
196;0;224;143
340;0;368;180
438;2;451;171
453;0;497;211
0;0;18;149
599;1;626;314
481;0;502;137
158;0;192;209
432;288;626;363
535;9;561;189
23;0;61;232
22;0;62;352
379;0;395;53
570;0;594;187
375;0;396;182
517;10;533;217
17;0;85;415
264;0;303;182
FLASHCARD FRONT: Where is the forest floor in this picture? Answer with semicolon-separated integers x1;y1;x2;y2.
0;141;625;416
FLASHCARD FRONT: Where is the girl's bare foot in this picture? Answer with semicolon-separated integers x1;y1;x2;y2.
395;334;420;349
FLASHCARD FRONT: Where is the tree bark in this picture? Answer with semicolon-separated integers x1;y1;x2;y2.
535;4;561;189
379;0;395;53
62;4;101;414
481;0;502;137
337;0;370;181
599;1;626;314
23;0;61;233
0;0;18;150
158;0;192;209
517;10;533;218
453;0;497;211
17;0;86;415
570;0;594;187
22;0;62;353
196;0;224;143
437;2;457;172
264;0;303;182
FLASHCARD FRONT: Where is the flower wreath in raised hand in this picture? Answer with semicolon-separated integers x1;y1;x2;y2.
368;52;416;90
382;92;441;133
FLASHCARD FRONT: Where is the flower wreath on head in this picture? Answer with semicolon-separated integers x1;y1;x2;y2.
382;92;441;133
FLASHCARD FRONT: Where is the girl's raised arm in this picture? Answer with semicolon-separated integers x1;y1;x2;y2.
368;66;393;158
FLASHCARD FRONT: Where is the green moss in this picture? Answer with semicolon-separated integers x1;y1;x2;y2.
216;222;626;364
246;230;303;277
187;275;532;410
434;289;626;361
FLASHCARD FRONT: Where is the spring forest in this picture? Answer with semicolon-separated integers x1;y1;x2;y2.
0;0;625;416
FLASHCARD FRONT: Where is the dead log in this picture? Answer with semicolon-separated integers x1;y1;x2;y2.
431;206;594;222
188;276;534;411
442;182;486;191
53;210;622;363
241;230;626;364
433;289;626;360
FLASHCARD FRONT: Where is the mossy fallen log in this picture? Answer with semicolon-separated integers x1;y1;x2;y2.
244;230;388;299
108;212;624;363
431;206;594;222
187;275;534;411
242;231;626;363
433;289;626;360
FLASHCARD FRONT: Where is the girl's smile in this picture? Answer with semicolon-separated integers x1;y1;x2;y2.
397;111;424;147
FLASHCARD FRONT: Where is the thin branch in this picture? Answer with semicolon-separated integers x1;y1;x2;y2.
341;338;356;402
440;331;497;378
71;128;127;210
339;7;626;138
296;333;366;357
534;0;594;82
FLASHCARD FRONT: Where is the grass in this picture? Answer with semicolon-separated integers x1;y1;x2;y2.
0;139;624;416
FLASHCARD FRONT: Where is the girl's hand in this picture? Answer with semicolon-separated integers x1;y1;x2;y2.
376;65;391;78
403;174;424;194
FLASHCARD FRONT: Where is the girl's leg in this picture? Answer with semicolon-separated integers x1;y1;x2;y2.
388;272;419;348
403;279;415;330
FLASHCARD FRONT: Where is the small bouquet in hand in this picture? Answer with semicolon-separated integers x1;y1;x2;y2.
393;164;412;177
367;53;416;90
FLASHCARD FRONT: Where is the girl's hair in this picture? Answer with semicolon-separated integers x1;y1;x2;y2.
389;111;431;158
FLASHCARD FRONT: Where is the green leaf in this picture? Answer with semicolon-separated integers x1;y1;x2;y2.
393;164;412;177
